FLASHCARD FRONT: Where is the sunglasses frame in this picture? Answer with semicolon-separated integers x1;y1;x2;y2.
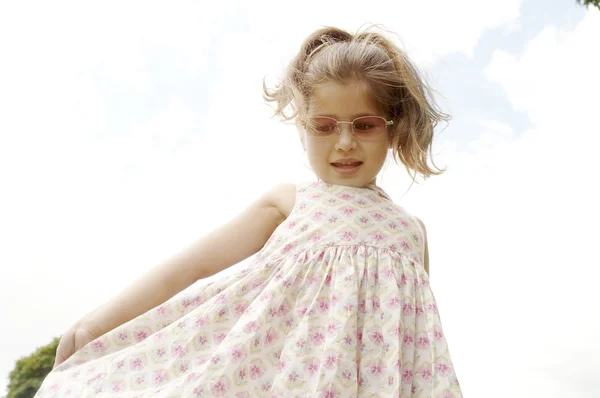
304;116;393;138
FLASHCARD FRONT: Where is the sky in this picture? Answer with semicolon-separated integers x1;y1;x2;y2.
0;0;599;396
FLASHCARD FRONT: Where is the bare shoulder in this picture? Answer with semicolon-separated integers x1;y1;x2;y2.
262;183;297;223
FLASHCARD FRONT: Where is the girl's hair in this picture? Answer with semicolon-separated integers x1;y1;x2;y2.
263;24;450;183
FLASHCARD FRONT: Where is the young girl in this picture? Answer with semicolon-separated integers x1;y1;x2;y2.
37;25;462;397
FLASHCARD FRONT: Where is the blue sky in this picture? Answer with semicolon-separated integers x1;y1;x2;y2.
0;1;599;396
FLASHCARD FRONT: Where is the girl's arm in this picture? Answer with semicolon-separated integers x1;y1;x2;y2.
80;183;294;338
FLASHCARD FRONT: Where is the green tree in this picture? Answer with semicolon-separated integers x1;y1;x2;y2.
576;0;600;10
5;338;59;398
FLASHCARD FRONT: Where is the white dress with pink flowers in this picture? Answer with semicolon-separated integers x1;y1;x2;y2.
36;181;463;397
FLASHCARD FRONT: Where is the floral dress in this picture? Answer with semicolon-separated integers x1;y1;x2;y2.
36;181;463;397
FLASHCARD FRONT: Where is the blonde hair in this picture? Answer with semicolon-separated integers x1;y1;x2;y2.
263;25;450;183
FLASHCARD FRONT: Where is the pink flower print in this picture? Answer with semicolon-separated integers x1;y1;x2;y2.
416;334;431;349
260;381;273;392
115;359;125;370
417;364;433;381
309;232;323;243
135;375;145;386
90;339;107;353
155;305;168;316
237;368;247;381
234;302;248;316
311;211;325;220
357;199;367;205
403;331;414;346
155;347;167;359
323;386;339;398
415;304;425;316
282;278;293;288
388;243;398;252
392;322;403;337
133;329;149;342
116;331;129;342
370;211;385;221
297;306;309;317
325;273;332;286
372;297;380;310
328;198;337;205
359;216;370;224
370;232;385;242
285;318;293;328
341;368;353;381
264;328;278;346
428;303;438;314
231;345;246;362
435;359;451;376
111;381;124;393
268;307;278;318
179;363;190;373
340;206;356;216
249;364;265;380
278;303;290;316
433;326;444;341
395;358;402;371
388;375;395;386
400;273;408;286
287;370;300;383
182;298;194;308
192;386;204;396
340;230;357;242
283;242;296;253
152;370;168;387
369;360;383;376
211;356;221;365
210;378;229;396
304;358;320;375
318;298;330;313
368;329;384;345
358;299;366;313
196;334;208;346
310;193;321;199
129;356;145;371
388;221;398;229
339;193;354;201
194;315;209;329
318;250;326;261
277;359;287;372
177;320;187;329
213;332;227;344
296;338;307;349
171;343;188;358
311;330;326;346
342;334;354;347
324;354;339;369
401;240;411;251
328;215;338;224
327;321;341;335
386;295;401;309
299;203;307;210
288;221;297;229
300;224;309;232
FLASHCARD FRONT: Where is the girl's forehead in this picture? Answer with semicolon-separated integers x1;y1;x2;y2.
308;81;381;116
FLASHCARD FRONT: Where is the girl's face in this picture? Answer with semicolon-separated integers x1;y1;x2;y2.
303;80;390;188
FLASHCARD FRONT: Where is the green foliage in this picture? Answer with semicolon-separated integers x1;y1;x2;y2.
6;337;59;398
576;0;600;10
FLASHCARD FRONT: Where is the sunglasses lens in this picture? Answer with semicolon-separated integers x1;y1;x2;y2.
352;117;387;138
307;118;337;136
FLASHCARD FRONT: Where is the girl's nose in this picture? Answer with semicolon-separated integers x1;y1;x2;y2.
335;123;357;150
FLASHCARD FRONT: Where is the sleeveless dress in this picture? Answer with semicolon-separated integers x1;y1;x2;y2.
36;181;463;397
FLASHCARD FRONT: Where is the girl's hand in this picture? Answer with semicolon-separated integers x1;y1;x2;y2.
53;319;99;369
